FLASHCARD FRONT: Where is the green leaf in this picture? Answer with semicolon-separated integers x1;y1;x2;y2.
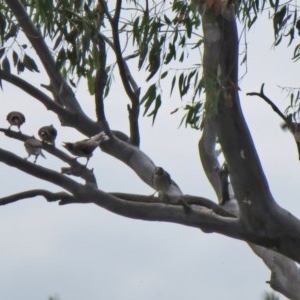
160;71;168;79
0;48;5;59
53;33;63;51
17;61;25;74
170;75;176;95
87;74;95;95
141;83;156;104
148;94;161;124
12;51;18;66
4;23;18;41
164;14;171;25
23;54;39;72
164;43;176;64
2;57;10;74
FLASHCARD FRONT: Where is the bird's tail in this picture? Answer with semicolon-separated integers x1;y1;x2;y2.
91;131;110;144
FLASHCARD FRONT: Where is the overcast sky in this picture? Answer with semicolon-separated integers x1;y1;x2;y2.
0;9;298;300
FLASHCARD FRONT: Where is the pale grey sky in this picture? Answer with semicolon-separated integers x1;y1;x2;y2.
0;10;297;300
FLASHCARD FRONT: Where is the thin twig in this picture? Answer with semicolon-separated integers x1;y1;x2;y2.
0;189;75;205
104;0;141;146
247;83;287;123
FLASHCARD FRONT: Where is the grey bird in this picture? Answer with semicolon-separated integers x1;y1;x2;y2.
38;125;57;145
7;111;25;131
152;167;172;199
24;137;46;163
63;131;109;166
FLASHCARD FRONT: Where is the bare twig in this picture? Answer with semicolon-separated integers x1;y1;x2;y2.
0;189;75;205
247;83;287;123
95;36;108;122
104;0;141;146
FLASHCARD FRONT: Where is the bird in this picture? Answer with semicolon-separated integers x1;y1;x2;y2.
38;125;57;145
6;111;25;131
152;167;172;200
63;131;109;166
152;166;190;211
24;137;46;163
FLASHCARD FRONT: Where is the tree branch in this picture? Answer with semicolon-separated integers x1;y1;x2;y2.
113;192;237;218
95;36;108;123
199;118;222;202
104;0;141;146
5;0;82;112
0;69;69;117
250;244;300;300
0;189;75;205
247;84;287;123
0;128;97;185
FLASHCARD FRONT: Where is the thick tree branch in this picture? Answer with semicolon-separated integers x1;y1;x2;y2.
251;244;300;300
200;7;300;298
0;145;241;236
0;189;75;205
0;128;97;185
199;118;222;202
0;147;84;194
113;193;237;218
226;197;300;299
0;68;102;136
5;0;82;112
0;69;68;117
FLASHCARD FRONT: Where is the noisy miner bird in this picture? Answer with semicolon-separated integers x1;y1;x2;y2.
24;137;46;163
6;111;26;132
152;166;190;210
38;125;57;145
63;131;109;166
152;167;173;200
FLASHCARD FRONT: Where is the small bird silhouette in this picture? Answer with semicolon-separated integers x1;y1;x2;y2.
63;131;109;166
38;125;57;145
24;137;46;163
152;167;172;199
7;111;25;131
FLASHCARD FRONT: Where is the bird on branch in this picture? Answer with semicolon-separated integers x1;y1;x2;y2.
63;132;109;166
152;167;173;201
6;111;25;132
24;137;46;163
38;125;57;145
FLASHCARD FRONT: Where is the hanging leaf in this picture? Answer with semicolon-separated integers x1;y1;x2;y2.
23;54;39;72
148;94;162;124
2;57;10;74
12;51;18;66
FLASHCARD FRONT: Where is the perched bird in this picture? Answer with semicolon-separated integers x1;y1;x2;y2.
7;111;26;131
24;137;46;163
152;167;172;199
38;125;57;145
63;131;109;166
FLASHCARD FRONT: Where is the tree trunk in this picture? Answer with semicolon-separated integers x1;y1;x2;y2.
199;3;300;299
